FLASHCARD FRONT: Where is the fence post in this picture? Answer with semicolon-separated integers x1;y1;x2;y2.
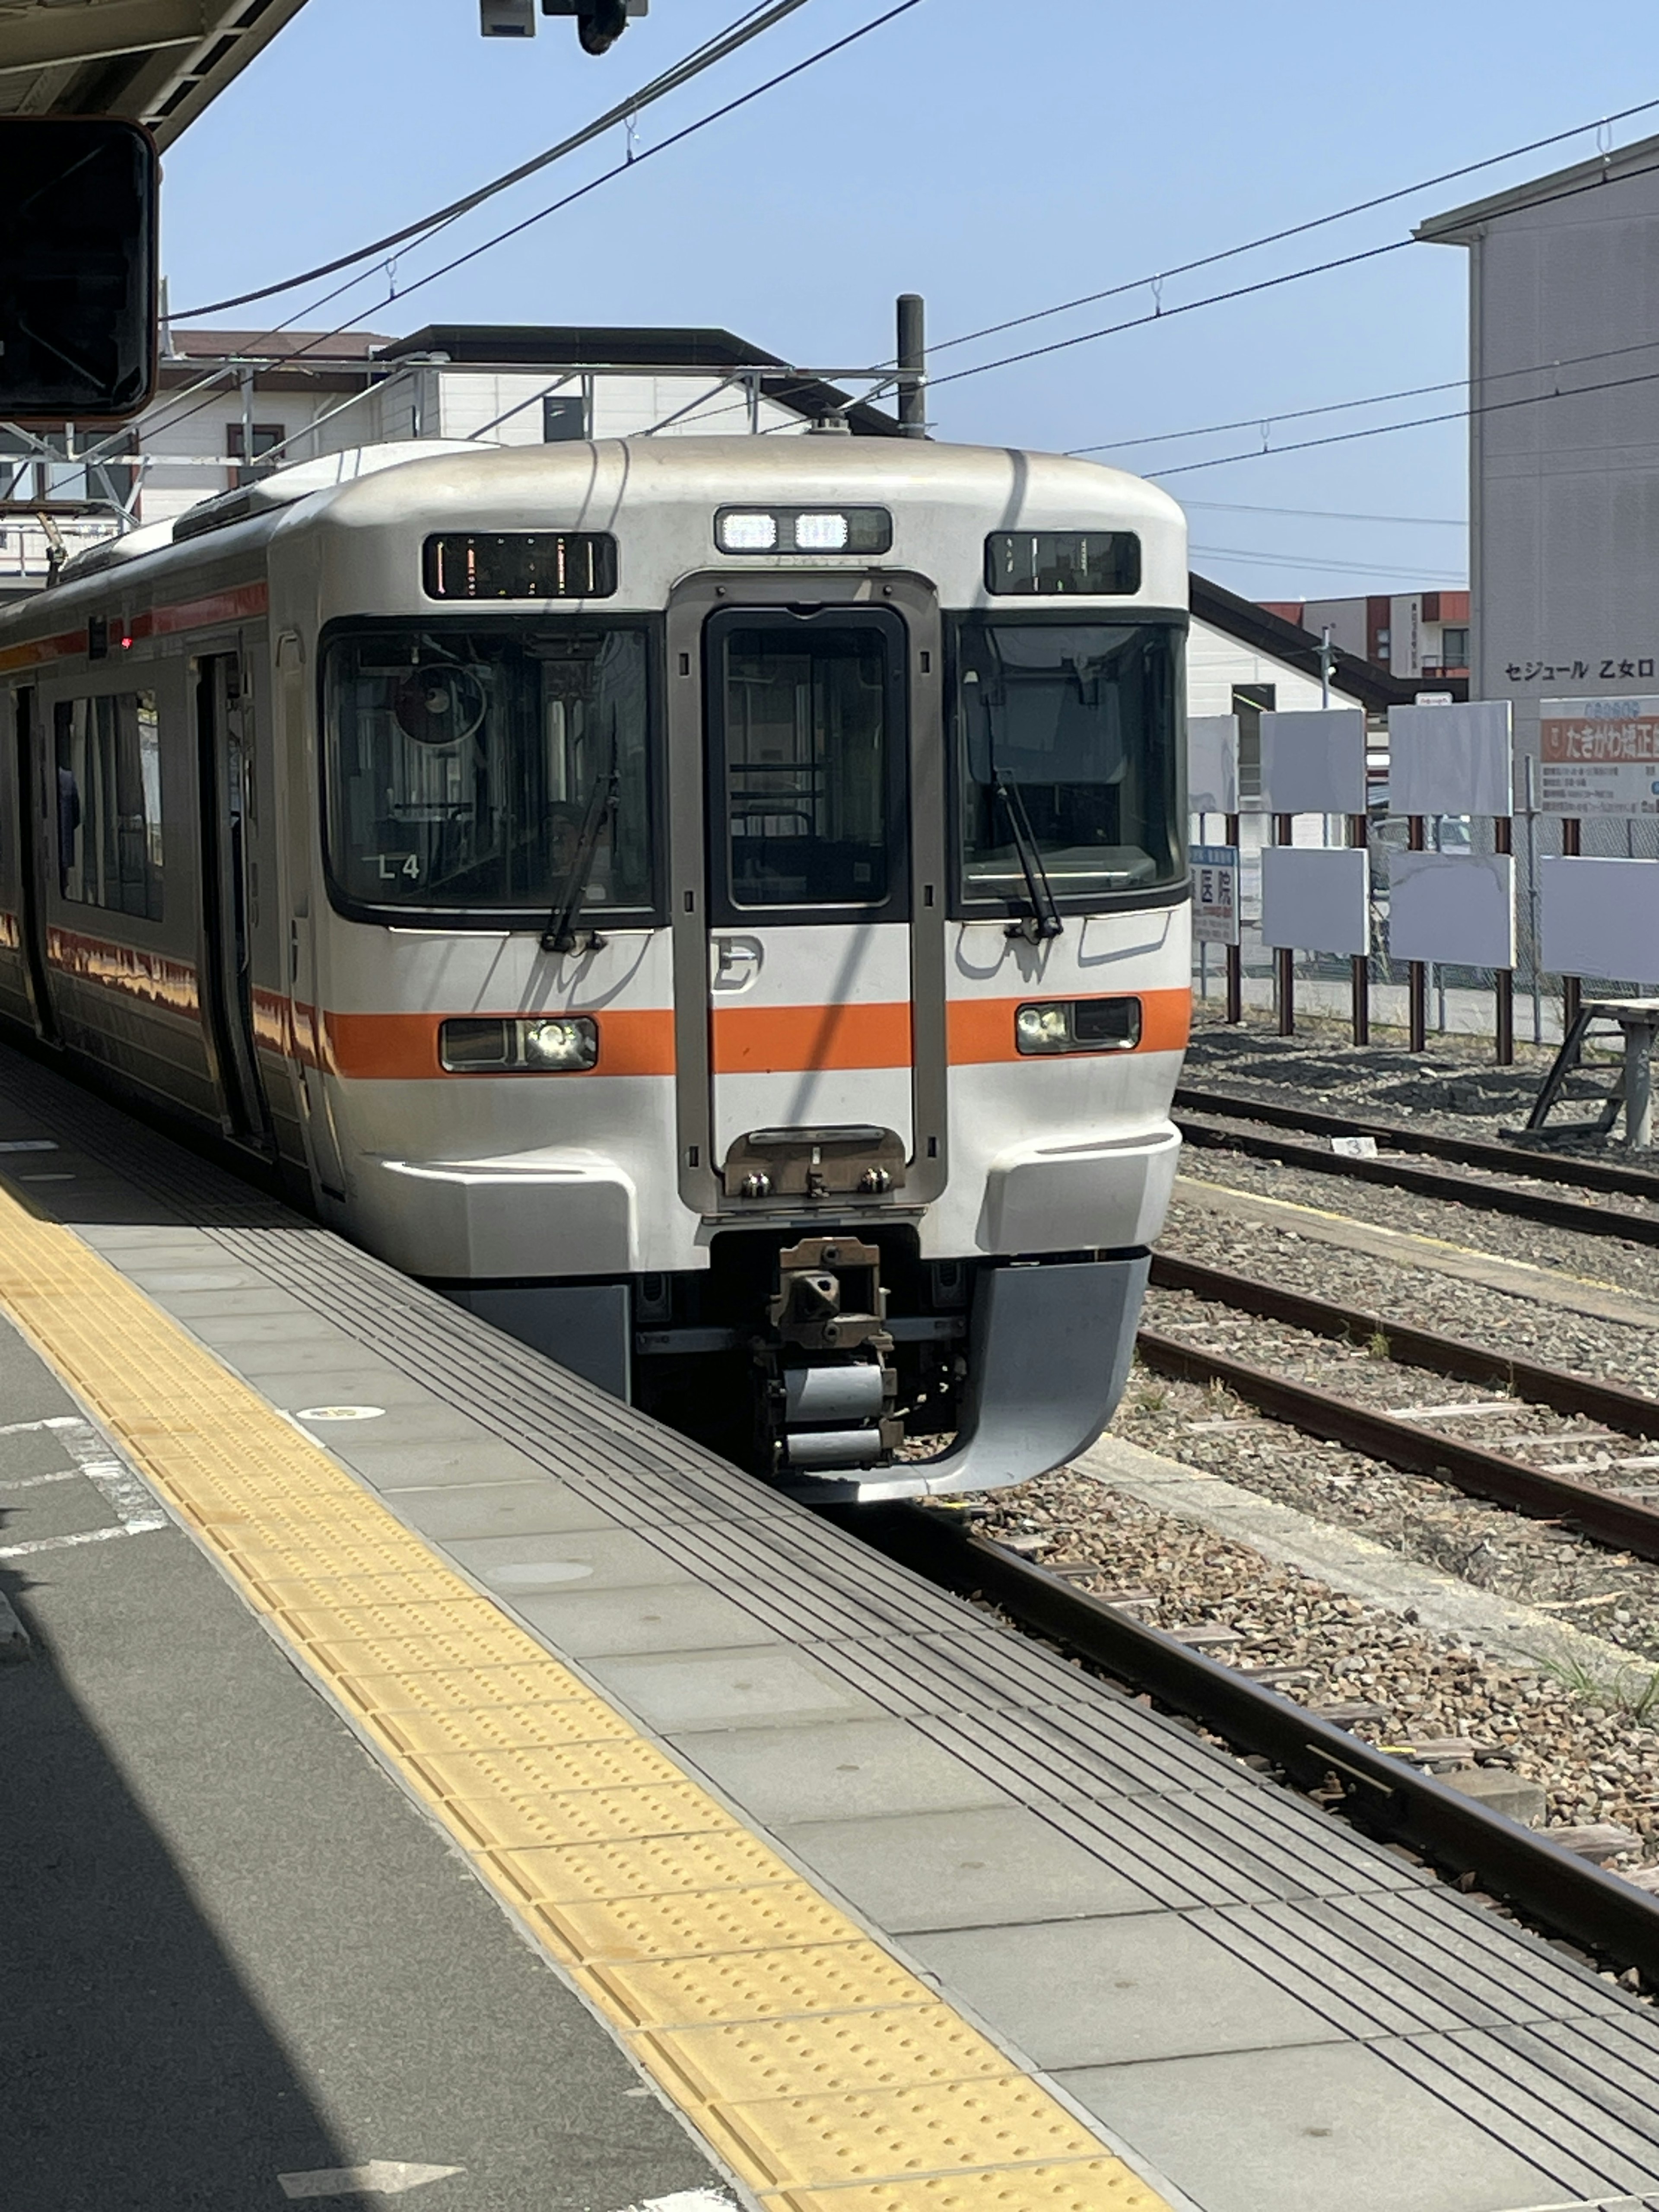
1274;813;1294;1036
1225;810;1243;1023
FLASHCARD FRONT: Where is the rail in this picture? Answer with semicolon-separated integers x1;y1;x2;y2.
851;1502;1659;1982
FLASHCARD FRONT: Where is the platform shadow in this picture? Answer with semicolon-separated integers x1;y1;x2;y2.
0;1548;349;2209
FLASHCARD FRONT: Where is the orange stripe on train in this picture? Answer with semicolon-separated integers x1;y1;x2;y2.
710;1000;912;1075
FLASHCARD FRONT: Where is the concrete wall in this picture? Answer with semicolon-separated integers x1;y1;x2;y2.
1462;159;1659;766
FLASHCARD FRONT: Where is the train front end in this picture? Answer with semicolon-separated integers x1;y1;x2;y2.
286;437;1189;1499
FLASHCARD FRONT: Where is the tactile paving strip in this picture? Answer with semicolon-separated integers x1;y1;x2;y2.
0;1176;1173;2212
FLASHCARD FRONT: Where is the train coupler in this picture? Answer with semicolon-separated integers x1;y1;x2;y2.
756;1235;901;1475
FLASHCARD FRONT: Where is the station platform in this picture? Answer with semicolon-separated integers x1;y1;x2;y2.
4;1042;1659;2212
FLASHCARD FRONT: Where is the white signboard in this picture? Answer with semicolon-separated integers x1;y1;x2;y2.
1188;715;1239;816
1389;700;1513;817
1388;852;1516;969
1260;709;1367;815
1538;696;1659;815
1539;856;1659;983
1261;845;1370;957
1190;842;1239;945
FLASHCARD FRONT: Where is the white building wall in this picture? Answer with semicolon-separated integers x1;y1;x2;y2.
1187;616;1363;717
1456;154;1659;762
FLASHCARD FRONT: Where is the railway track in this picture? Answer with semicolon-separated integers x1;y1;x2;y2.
853;1500;1659;1983
1138;1252;1659;1560
1174;1084;1659;1244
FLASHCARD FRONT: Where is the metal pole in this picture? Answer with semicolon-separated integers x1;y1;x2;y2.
896;294;927;439
1407;814;1427;1053
1319;626;1334;708
1274;813;1294;1036
1225;809;1243;1023
1562;815;1582;1033
1494;813;1514;1065
1628;1022;1655;1150
1350;810;1369;1046
240;368;255;486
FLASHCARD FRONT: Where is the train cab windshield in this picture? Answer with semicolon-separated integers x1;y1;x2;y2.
322;623;654;923
954;617;1183;912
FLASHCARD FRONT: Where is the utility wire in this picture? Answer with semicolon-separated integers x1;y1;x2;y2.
933;134;1659;396
1185;499;1465;525
929;238;1413;389
1150;353;1659;478
928;93;1659;362
120;1;921;460
171;0;818;320
1073;329;1659;457
1191;543;1465;582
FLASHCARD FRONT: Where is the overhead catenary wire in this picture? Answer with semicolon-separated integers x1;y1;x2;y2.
170;0;820;321
925;92;1659;364
1147;349;1659;478
1185;499;1465;525
104;0;922;464
931;133;1659;397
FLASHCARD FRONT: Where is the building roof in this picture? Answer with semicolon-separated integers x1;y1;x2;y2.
0;0;311;149
1189;572;1441;709
378;325;904;435
1416;129;1659;245
166;330;394;362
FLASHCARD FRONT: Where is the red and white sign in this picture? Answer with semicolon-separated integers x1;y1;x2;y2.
1539;695;1659;814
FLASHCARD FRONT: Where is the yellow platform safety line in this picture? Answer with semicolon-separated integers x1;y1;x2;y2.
0;1181;1171;2212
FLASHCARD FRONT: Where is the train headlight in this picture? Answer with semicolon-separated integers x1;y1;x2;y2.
1015;998;1142;1055
439;1015;599;1072
1015;1004;1071;1053
522;1016;599;1070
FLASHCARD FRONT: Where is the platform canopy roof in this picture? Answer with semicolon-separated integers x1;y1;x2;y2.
0;0;308;149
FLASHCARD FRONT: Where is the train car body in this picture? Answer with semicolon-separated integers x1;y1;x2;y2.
0;435;1189;1498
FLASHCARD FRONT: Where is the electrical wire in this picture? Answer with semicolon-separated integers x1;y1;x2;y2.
1073;329;1659;458
117;0;922;461
1149;352;1659;478
1185;499;1465;525
170;0;819;320
933;137;1659;396
1190;543;1465;582
928;93;1659;362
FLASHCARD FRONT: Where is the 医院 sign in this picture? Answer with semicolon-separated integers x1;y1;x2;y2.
1539;696;1659;814
1190;843;1239;945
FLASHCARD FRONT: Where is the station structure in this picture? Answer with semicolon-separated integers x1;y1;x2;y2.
5;1042;1659;2212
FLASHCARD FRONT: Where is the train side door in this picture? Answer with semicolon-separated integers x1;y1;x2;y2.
702;604;913;1197
14;687;58;1043
194;652;270;1148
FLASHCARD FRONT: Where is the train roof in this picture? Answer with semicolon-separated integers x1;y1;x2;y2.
8;436;1187;635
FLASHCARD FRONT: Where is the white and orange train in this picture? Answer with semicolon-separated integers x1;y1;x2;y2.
0;435;1189;1497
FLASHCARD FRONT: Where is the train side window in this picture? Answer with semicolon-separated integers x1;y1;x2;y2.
54;693;164;920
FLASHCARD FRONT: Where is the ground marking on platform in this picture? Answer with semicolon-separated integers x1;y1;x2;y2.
0;1139;56;1152
613;2193;739;2212
0;1178;1176;2212
0;1412;167;1557
277;2163;464;2199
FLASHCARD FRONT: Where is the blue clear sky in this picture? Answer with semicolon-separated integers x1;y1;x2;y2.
161;0;1659;601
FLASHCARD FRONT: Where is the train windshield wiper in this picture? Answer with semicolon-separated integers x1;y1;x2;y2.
540;741;619;956
993;769;1063;944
